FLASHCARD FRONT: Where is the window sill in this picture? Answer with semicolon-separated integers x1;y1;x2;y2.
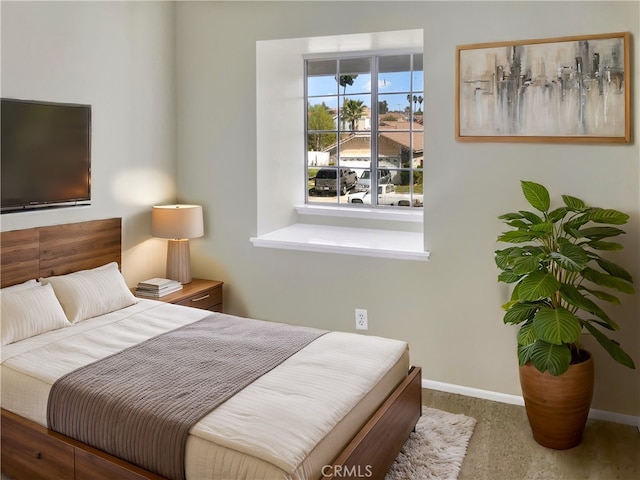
250;224;430;261
295;204;423;223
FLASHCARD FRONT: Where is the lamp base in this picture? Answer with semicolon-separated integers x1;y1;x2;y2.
166;239;192;284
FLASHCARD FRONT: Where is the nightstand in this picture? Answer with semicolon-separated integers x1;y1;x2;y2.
135;278;224;312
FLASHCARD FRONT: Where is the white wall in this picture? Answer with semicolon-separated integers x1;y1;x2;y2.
176;1;640;417
0;0;177;284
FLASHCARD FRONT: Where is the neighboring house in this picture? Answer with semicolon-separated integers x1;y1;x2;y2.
322;118;424;175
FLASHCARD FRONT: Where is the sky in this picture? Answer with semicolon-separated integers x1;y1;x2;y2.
308;70;424;112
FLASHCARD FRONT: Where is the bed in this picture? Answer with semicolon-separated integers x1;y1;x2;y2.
0;218;422;480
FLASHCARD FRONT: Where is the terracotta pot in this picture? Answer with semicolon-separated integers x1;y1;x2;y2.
519;352;594;450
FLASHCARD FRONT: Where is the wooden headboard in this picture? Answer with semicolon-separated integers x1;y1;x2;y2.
0;218;122;288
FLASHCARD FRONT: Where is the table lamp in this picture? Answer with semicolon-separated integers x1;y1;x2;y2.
151;204;204;284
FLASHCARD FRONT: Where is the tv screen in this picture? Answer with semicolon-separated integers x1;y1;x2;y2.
1;98;91;213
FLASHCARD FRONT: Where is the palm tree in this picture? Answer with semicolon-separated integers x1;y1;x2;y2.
407;94;425;116
341;99;365;130
337;74;358;95
337;75;362;129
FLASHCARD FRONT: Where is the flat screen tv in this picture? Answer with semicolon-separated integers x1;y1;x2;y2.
1;98;91;213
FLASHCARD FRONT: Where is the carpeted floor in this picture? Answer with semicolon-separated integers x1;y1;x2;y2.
423;389;640;480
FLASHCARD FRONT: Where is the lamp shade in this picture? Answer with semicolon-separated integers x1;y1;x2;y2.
152;204;204;239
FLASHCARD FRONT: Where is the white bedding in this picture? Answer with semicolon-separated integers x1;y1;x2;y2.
1;300;409;480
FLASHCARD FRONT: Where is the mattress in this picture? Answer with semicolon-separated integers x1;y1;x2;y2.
1;300;409;480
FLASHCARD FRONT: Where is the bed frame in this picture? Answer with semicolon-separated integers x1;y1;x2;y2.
1;218;422;480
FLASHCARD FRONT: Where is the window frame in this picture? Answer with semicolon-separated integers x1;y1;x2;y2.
253;30;428;260
304;49;424;210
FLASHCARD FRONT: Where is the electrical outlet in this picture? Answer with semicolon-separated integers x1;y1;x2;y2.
355;309;368;330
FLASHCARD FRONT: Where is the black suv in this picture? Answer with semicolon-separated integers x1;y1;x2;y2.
314;168;357;195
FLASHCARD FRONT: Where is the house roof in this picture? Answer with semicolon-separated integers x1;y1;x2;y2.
322;120;424;154
379;122;424;153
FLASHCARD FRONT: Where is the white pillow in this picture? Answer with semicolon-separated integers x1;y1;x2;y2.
1;279;39;293
1;283;71;346
40;262;138;324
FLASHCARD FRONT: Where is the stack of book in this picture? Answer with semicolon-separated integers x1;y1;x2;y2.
135;278;183;298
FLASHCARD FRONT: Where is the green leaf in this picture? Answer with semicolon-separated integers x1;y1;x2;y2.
498;271;523;284
519;210;543;224
578;285;620;305
497;230;538;243
533;306;582;345
529;222;554;234
549;242;589;272
510;282;522;302
596;258;633;282
517;321;538;346
579;226;626;241
521;181;550;213
588;240;624;251
562;195;586;211
582;322;636;369
528;341;572;375
498;212;525;221
495;246;534;269
501;299;520;311
504;303;540;325
559;284;618;329
494;249;512;270
548;207;569;223
505;219;530;229
564;207;624;229
583;318;616;331
517;343;535;366
578;208;629;225
521;245;546;257
517;271;560;301
511;255;540;275
563;224;583;239
495;256;509;270
564;215;592;230
582;267;635;294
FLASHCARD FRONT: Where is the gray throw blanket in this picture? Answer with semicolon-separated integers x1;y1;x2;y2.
47;313;327;480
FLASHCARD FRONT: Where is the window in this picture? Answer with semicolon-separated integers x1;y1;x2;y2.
253;30;429;261
305;53;424;209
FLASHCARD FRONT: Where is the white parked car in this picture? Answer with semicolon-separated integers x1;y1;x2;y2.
356;169;391;191
348;184;423;207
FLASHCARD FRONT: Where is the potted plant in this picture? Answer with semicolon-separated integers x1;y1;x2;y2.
495;180;635;449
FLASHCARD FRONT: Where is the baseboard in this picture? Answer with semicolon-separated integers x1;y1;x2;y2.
422;378;640;429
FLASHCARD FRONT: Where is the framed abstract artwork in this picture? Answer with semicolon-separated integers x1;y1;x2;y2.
456;32;630;143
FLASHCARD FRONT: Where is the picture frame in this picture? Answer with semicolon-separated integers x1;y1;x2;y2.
455;32;630;143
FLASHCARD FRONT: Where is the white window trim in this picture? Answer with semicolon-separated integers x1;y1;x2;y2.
254;29;428;260
295;204;423;223
250;224;429;261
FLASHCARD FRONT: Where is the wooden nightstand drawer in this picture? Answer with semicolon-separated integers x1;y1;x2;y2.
134;278;224;312
174;285;222;311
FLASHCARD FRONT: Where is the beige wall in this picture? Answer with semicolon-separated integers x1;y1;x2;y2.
1;1;638;418
0;0;177;283
176;1;640;417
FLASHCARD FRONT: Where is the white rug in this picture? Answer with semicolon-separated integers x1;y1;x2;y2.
385;407;477;480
